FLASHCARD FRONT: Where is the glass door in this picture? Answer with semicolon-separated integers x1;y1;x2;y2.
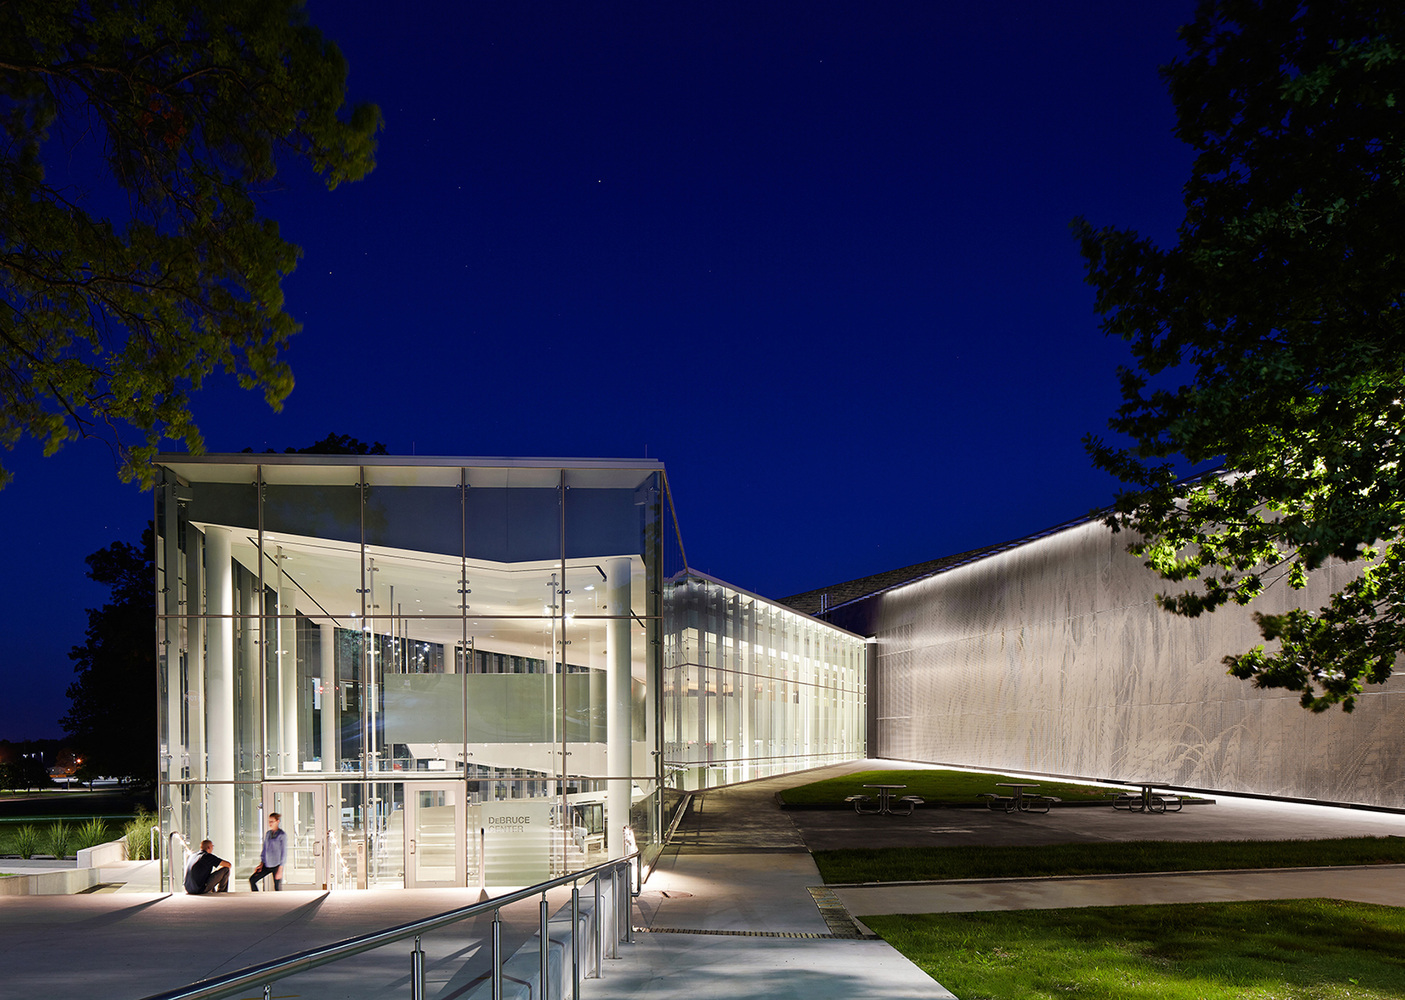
262;784;327;889
404;781;465;888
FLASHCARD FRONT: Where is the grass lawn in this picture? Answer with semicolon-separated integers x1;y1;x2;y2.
0;787;152;819
865;898;1405;999
780;769;1123;807
815;836;1405;884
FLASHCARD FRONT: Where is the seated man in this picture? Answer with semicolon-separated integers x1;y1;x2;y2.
184;839;232;895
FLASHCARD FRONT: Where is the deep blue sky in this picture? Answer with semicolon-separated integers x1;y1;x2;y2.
0;2;1197;738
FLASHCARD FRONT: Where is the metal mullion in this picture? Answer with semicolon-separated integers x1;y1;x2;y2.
257;465;267;788
460;466;470;886
358;465;371;877
558;468;568;873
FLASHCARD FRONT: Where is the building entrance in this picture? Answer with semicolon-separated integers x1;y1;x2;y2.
403;781;466;888
262;784;328;889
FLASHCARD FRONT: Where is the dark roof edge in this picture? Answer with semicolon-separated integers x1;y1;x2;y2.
155;454;664;469
783;466;1227;618
783;508;1108;617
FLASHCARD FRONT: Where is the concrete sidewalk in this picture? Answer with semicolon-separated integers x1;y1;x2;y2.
834;863;1405;917
0;886;567;999
602;774;957;1000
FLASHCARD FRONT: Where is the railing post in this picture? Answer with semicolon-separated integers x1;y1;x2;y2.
262;986;271;1000
492;909;503;1000
608;867;620;960
539;894;550;1000
624;862;634;944
572;883;581;1000
594;874;603;978
478;827;486;894
410;934;425;1000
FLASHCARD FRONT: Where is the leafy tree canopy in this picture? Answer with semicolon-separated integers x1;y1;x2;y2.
1077;1;1405;711
242;431;388;455
62;432;387;782
0;0;381;489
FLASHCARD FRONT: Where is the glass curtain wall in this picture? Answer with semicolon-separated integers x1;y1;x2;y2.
661;572;867;791
156;457;673;890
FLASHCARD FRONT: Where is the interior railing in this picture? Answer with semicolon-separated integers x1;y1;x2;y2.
138;851;640;1000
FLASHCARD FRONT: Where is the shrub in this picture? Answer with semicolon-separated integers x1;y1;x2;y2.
15;825;43;859
47;822;73;860
75;818;110;851
124;810;156;860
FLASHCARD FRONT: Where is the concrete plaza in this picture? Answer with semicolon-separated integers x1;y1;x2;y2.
5;759;1405;999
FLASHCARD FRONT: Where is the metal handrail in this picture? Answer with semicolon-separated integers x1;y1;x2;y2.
138;849;641;1000
327;831;351;890
167;831;191;893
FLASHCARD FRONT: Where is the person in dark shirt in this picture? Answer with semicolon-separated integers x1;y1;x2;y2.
184;839;232;894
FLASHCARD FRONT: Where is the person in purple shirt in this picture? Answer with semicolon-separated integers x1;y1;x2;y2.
249;812;287;891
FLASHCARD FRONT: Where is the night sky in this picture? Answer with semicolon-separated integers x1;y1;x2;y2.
0;2;1197;738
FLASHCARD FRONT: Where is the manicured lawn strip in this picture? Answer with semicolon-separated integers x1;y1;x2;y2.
864;899;1405;1000
815;836;1405;884
780;769;1117;806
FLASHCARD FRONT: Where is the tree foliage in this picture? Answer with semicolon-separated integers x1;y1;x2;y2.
243;431;388;455
1078;1;1405;711
63;524;156;784
61;433;385;782
0;0;381;488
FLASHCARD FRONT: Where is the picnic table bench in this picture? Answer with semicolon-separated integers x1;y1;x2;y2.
980;783;1062;814
1110;784;1183;814
846;786;925;816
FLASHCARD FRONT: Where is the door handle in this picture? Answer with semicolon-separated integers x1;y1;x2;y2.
313;841;322;857
410;839;416;855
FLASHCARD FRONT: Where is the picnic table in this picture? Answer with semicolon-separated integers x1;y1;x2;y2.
845;783;924;816
980;782;1061;814
1110;783;1183;814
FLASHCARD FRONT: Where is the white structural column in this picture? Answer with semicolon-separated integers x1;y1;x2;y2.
278;553;298;774
727;593;742;784
204;527;235;853
161;488;183;784
319;623;337;769
739;602;752;782
605;557;632;858
187;531;205;785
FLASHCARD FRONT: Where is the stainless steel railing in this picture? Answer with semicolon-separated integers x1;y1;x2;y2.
138;851;640;1000
166;831;191;893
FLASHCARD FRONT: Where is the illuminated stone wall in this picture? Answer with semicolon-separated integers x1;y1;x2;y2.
873;520;1405;808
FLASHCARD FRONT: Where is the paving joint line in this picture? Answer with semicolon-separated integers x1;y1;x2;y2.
639;926;866;939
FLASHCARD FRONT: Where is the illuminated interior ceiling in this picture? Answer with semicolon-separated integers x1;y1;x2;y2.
192;522;647;676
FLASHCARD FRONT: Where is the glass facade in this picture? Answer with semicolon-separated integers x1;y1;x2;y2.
155;455;865;890
662;573;867;790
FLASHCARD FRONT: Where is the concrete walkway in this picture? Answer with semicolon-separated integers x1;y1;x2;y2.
835;864;1405;917
0;885;571;999
609;774;957;1000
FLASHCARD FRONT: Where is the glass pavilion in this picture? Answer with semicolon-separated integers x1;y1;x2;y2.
154;455;865;890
